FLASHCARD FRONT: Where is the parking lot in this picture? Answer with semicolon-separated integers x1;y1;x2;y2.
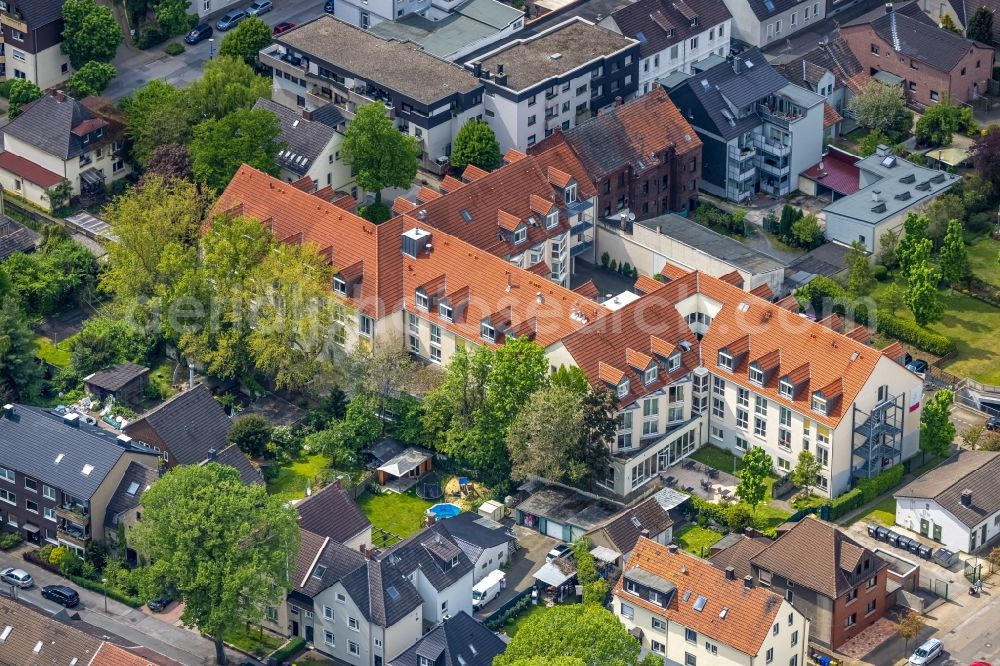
473;523;559;620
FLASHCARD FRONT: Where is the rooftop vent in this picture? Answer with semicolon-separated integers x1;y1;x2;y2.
744;575;753;589
401;227;432;258
960;489;972;506
63;412;80;427
117;434;133;446
872;190;882;203
550;53;562;60
871;202;887;214
2;404;12;419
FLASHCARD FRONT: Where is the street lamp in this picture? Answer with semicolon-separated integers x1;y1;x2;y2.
102;577;108;613
209;38;215;59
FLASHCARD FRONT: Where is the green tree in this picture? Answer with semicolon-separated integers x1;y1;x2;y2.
940;218;969;287
895;213;930;280
904;259;943;325
190;108;283;191
877;228;900;268
791;450;822;497
795;275;844;316
494;604;643;666
450;118;501;172
61;0;123;68
507;658;587;666
939;13;962;33
219;17;272;65
341;103;420;204
227;414;273;458
967;5;994;43
121;81;194;165
144;143;193;183
736;446;772;514
848;81;912;137
915;97;976;148
846;240;874;296
882;282;906;314
507;385;586;482
69;309;159;375
187;56;271;121
131;464;299;665
896;610;926;658
1;239;98;317
0;296;43;401
791;213;824;249
858;128;892;157
961;423;985;450
66;61;118;98
925;194;965;249
154;0;195;35
921;389;955;458
345;335;418;430
778;204;802;239
550;364;589;393
6;80;43;120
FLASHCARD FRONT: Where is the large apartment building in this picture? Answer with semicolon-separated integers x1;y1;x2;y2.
0;404;159;556
0;0;71;89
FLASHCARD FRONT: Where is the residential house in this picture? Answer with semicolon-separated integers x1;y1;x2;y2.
586;486;687;564
667;49;825;202
83;363;150;405
599;0;733;95
393;145;599;285
797;145;863;202
433;511;517;583
0;93;130;207
263;16;484;175
124;385;262;486
531;88;703;221
917;0;1000;43
736;516;891;649
471;18;640;152
0;404;160;555
894;450;1000;553
0;0;71;89
721;0;826;47
252;98;353;193
547;268;925;500
708;533;772;580
822;148;958;253
296;480;372;551
840;1;994;106
614;537;810;666
595;211;786;296
0;210;38;260
389;611;506;666
102;461;159;561
515;483;622;541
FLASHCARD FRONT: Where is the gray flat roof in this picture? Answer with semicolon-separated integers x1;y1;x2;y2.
823;155;958;225
777;82;824;108
636;213;786;274
476;18;636;91
370;0;522;59
277;15;480;104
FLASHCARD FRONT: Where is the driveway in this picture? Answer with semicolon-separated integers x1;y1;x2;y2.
0;548;243;666
473;524;559;620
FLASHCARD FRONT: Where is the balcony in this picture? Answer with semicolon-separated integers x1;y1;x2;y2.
56;503;88;523
759;161;791;178
754;135;791;157
756;103;804;129
565;199;594;216
570;218;594;235
570;239;595;257
57;524;90;548
0;11;27;33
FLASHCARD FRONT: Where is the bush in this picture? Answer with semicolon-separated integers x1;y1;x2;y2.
49;546;69;566
67;574;144;607
271;636;307;663
829;487;864;520
165;42;185;56
967;211;995;236
622;262;631;275
38;543;54;561
137;25;168;49
609;259;617;271
601;252;610;268
873;264;889;281
856;464;904;503
0;80;12;99
358;201;391;224
875;312;956;356
0;531;23;550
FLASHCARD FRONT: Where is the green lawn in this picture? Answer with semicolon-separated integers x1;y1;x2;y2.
34;335;72;368
266;453;333;502
147;357;179;400
847;497;897;527
223;625;283;656
357;490;435;539
968;238;1000;288
690;445;744;474
499;603;555;637
674;524;723;556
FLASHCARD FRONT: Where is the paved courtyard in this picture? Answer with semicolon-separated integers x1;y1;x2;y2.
663;459;739;502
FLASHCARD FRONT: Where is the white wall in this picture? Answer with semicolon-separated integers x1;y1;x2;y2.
414;569;473;623
472;542;512;584
895;498;969;552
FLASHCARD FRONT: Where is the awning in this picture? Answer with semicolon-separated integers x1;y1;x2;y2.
533;560;575;587
378;447;430;478
80;168;106;186
590;546;620;563
873;70;904;86
629;627;644;640
22;523;39;534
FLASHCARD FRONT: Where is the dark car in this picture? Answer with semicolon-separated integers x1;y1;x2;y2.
147;595;174;612
272;21;296;35
216;10;247;30
42;585;80;608
324;0;335;12
906;359;929;376
184;23;213;44
986;415;1000;432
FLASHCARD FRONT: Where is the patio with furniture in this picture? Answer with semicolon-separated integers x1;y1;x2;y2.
662;459;738;502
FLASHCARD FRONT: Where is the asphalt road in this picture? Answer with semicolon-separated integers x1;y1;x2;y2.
940;588;1000;666
106;0;329;100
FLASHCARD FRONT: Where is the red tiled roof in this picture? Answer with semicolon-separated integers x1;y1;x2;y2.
660;263;690;280
71;118;108;136
440;175;465;192
775;295;799;311
497;209;522;231
749;283;773;300
0;151;63;187
504;148;528;163
573;279;600;299
463;164;489;181
719;270;743;287
634;274;666;295
800;146;861;196
823;102;843;129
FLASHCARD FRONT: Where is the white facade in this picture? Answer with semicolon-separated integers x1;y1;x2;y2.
470;542;513;584
895;496;1000;554
3;41;70;90
334;0;433;29
724;0;827;48
2;132;130;198
412;568;474;624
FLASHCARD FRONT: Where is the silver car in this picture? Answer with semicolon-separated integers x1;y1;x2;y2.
248;0;273;15
908;638;943;665
0;567;34;588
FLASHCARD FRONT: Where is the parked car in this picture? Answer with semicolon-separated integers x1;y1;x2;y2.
546;544;571;562
248;0;273;15
324;0;335;12
0;568;33;589
272;21;296;35
472;570;506;610
908;638;943;665
906;359;929;376
42;585;80;608
184;23;213;44
986;415;1000;432
147;595;173;612
216;10;247;30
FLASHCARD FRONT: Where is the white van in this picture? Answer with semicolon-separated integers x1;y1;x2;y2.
472;569;506;610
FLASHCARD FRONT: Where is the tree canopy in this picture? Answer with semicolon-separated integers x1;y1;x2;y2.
0;296;44;402
143;143;194;183
736;446;772;513
121;81;194;165
227;414;273;458
450;119;501;172
6;80;42;120
341;103;420;203
791;450;822;497
914;96;976;148
219;17;273;65
921;389;955;458
939;218;969;286
845;240;874;296
967;6;994;43
61;0;123;68
131;464;299;665
66;61;118;98
507;385;587;482
155;0;196;35
970;124;1000;193
848;81;912;138
187;56;271;121
191;108;283;191
904;257;943;325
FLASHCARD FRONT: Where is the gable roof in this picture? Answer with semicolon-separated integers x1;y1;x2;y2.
0;216;40;260
617;538;785;656
435;511;516;564
124;385;232;466
866;6;983;71
0;151;64;188
707;534;771;580
4;93;111;160
587;488;676;555
749;516;888;598
83;363;149;392
211;444;263;486
609;0;732;59
741;0;816;21
104;461;160;527
553;88;701;180
341;557;425;627
389;611;506;666
776;36;871;95
297;482;372;544
253;98;339;178
895;450;1000;528
7;0;66;28
381;521;475;593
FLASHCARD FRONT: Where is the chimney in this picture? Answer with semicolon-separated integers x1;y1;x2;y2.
960;489;972;506
63;412;80;427
640;529;650;538
819;159;825;172
725;566;736;581
733;57;742;75
615;96;624;107
536;291;544;304
743;575;753;589
885;2;893;12
2;404;12;419
872;189;882;203
496;64;508;86
188;362;196;390
473;62;483;78
497;63;504;75
334;475;345;490
117;434;133;447
54;90;66;102
668;544;679;554
207;448;218;460
302;108;313;121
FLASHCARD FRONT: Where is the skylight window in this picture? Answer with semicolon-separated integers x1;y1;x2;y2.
0;626;11;642
313;565;328;579
81;464;94;476
693;595;708;612
387;586;400;599
636;31;647;43
460;209;473;223
55;454;64;465
127;481;140;496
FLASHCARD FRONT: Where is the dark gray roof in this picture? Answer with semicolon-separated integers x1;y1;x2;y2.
297;536;369;597
383;522;475;593
588;490;676;555
342;558;424;627
211;444;262;486
773;36;868;94
0;217;39;260
515;484;622;532
436;512;516;566
104;461;159;527
0;405;134;499
707;534;770;580
743;0;812;21
83;363;149;392
252;98;338;177
297;482;371;544
868;8;980;70
125;385;232;466
389;611;506;666
895;450;1000;528
610;0;732;59
637;213;785;274
309;104;346;129
9;0;66;27
3;93;107;160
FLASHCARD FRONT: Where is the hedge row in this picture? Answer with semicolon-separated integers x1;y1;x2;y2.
875;313;955;356
270;637;307;664
67;574;144;608
829;464;905;521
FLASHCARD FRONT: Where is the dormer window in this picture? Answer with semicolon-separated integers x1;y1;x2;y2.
779;377;794;398
565;182;577;204
617;380;630;398
644;366;658;385
624;579;640;595
749;362;764;385
96;128;104;139
513;224;527;245
811;392;827;415
415;288;429;311
667;353;681;373
439;301;453;321
690;17;698;26
333;275;347;295
481;319;495;342
718;349;733;372
546;211;559;229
